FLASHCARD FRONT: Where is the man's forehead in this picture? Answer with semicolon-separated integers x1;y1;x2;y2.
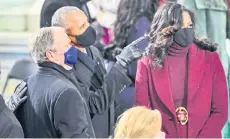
53;28;68;41
68;11;88;25
53;34;70;49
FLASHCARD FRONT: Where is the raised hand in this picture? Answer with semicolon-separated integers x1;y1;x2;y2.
116;35;148;69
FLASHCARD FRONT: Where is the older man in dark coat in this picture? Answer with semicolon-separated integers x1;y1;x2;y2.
16;27;97;138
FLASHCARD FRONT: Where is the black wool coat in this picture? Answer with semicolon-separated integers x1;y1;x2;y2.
73;46;132;137
15;62;95;138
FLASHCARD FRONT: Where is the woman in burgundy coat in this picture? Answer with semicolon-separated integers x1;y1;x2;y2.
135;2;228;138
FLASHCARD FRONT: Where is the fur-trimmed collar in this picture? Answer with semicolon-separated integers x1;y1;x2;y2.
193;37;218;52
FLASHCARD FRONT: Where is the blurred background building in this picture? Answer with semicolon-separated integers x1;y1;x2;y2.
0;0;43;100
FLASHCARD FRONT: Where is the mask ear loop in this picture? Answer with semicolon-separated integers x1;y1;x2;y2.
67;34;79;46
67;34;76;37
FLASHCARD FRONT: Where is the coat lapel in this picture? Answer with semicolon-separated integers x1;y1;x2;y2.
74;49;104;90
151;59;176;115
77;50;95;73
187;44;205;102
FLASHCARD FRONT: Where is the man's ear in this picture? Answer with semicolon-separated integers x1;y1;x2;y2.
45;51;55;62
69;35;77;45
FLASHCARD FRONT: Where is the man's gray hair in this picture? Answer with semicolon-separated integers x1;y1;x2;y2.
52;6;81;31
29;27;55;63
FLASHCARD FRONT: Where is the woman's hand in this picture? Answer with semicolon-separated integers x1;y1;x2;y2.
6;81;27;111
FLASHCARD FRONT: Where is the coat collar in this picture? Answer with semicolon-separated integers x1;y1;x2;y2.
38;62;79;87
38;62;73;75
151;44;205;115
73;47;105;89
187;44;205;103
76;48;95;74
151;57;175;115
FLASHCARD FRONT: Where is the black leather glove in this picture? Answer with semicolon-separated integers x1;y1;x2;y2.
7;81;27;111
104;42;123;61
116;36;148;69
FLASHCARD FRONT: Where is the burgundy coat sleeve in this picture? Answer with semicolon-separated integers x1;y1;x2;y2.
197;53;228;138
135;59;151;108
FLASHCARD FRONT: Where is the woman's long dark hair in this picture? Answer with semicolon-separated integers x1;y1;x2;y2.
145;2;196;69
113;0;158;49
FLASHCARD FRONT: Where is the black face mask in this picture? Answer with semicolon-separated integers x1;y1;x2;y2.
69;26;96;48
173;28;195;47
